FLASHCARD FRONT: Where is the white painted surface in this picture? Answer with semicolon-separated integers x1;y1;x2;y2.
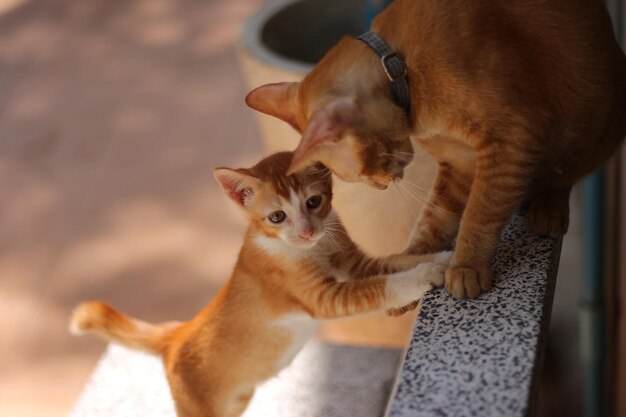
69;342;401;417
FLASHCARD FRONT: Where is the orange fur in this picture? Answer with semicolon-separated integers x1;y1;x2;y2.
71;152;450;417
245;0;626;298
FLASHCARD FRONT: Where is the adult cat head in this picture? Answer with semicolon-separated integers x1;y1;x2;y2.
245;38;413;190
214;152;333;249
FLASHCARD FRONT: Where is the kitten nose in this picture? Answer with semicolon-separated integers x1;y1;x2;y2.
298;227;314;240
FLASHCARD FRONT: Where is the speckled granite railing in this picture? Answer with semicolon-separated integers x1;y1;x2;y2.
385;213;562;417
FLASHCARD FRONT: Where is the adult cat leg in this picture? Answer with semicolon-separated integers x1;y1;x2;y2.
527;186;572;237
446;143;533;298
405;160;473;254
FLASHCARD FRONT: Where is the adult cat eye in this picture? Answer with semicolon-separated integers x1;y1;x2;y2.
268;210;286;224
306;195;322;209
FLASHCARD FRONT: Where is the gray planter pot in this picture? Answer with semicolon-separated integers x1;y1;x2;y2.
238;0;366;151
242;0;366;73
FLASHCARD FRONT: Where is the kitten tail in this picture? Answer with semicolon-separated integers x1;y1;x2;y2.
70;301;180;355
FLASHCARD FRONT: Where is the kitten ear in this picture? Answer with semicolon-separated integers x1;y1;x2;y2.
288;98;360;175
245;82;299;129
213;168;261;206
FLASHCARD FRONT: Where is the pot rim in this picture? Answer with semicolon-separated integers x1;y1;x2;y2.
240;0;314;74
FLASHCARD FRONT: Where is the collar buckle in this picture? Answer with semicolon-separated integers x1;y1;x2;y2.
381;52;408;82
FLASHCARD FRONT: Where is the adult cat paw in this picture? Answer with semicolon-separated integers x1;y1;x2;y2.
445;266;492;299
528;194;569;238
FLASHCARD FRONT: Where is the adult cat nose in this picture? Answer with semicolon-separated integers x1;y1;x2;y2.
388;159;407;181
298;227;314;240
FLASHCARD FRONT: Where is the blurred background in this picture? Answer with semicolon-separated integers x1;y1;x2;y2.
0;1;268;415
0;1;623;417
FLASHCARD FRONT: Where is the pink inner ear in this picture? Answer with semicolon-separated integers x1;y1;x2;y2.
302;98;360;146
226;187;247;206
300;114;332;148
289;98;360;174
215;171;257;206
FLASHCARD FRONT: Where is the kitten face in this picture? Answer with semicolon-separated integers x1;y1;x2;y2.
249;180;330;248
214;153;333;249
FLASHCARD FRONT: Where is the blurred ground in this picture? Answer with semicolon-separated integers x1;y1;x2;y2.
0;0;270;415
0;0;583;416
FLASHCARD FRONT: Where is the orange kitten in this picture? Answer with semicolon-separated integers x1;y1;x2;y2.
245;0;626;299
70;152;450;417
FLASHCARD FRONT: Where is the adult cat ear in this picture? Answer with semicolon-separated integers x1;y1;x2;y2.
288;98;360;174
245;82;299;129
213;168;261;207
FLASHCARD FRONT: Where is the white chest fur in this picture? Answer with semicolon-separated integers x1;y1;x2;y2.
273;313;319;372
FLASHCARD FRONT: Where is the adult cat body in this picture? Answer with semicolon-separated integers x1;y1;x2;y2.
70;152;449;417
246;0;626;299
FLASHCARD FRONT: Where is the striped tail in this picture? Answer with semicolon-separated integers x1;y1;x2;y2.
70;301;181;355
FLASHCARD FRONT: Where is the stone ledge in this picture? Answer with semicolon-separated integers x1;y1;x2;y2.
386;213;562;417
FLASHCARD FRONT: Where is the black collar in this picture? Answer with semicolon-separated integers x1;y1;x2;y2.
356;31;411;113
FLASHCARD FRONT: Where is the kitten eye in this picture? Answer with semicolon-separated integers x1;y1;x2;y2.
268;210;286;224
306;195;322;210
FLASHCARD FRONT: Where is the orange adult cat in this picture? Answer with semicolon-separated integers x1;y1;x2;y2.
246;0;626;299
70;152;449;417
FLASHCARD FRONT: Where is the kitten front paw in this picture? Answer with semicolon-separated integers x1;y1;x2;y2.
387;264;444;315
413;262;446;287
386;263;444;311
434;251;453;266
444;265;492;299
